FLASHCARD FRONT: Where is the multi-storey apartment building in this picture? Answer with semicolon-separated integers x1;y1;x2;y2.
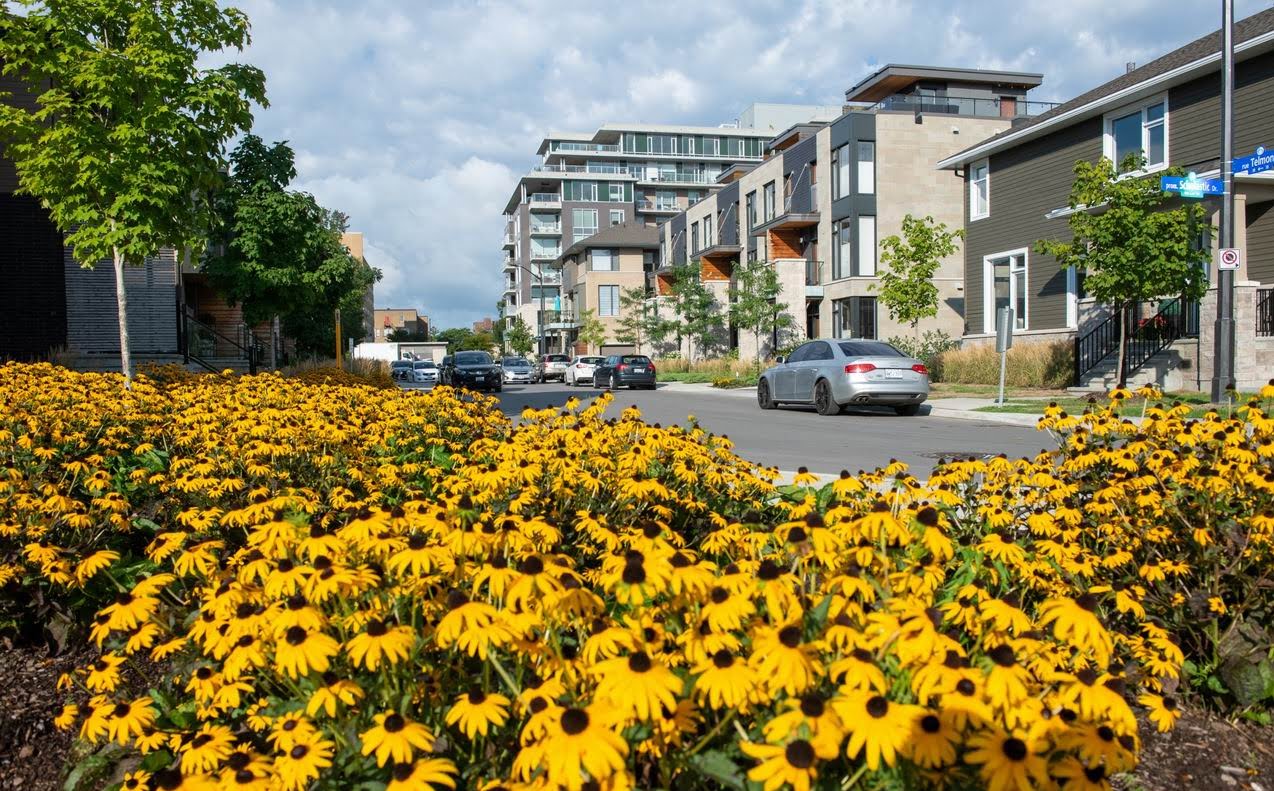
658;66;1056;360
500;104;842;349
939;7;1274;391
552;224;660;355
373;309;428;342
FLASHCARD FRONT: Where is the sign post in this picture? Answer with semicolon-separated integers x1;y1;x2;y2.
1212;0;1236;403
995;307;1014;406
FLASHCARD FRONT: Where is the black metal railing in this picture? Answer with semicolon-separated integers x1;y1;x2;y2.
868;94;1061;119
1073;298;1199;385
1258;288;1274;337
182;310;258;374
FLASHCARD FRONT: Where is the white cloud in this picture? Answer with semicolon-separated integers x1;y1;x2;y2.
224;0;1270;328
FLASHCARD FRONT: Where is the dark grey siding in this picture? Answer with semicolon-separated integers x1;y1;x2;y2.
1169;50;1274;171
64;249;179;354
1248;200;1274;284
0;73;42;193
0;195;66;360
830;112;877;223
784;136;818;214
966;118;1103;334
717;181;740;247
669;213;686;265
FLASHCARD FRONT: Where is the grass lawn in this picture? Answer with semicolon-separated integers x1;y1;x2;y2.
975;390;1252;419
928;382;1068;400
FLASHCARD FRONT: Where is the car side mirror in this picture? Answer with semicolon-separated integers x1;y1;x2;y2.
774;356;785;364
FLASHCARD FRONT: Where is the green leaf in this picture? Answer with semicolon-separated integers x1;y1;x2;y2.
687;750;748;790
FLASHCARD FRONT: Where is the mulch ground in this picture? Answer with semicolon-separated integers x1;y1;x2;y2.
0;641;1270;791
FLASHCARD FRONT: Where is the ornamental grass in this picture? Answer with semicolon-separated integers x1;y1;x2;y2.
1;362;1272;791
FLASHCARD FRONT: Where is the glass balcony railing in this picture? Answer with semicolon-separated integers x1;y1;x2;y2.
529;193;561;203
637;200;681;212
530;223;561;234
638;171;719;184
867;94;1060;119
531;163;634;176
529;248;561;260
550;142;621;153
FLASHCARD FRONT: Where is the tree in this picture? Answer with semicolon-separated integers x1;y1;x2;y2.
388;328;429;342
614;286;651;350
876;215;964;338
506;317;534;357
668;263;722;362
434;327;473;351
203;136;379;357
729;259;793;365
0;1;267;383
1036;155;1208;385
576;308;607;353
465;332;496;353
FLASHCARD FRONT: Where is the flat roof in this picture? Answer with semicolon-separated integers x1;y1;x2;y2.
845;64;1044;102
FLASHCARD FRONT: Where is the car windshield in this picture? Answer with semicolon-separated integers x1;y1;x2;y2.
577;356;604;364
503;358;529;366
391;361;412;368
545;355;569;363
455;351;493;365
837;341;905;358
413;361;435;369
620;356;651;364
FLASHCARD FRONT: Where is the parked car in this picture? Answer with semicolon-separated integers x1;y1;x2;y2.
411;360;438;384
592;354;657;390
757;339;929;416
565;355;606;386
535;353;571;383
390;360;414;381
501;356;534;384
440;351;502;392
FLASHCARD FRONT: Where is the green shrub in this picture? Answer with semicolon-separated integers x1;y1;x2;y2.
886;330;959;369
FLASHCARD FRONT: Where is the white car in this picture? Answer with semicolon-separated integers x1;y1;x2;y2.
411;360;438;384
565;355;606;386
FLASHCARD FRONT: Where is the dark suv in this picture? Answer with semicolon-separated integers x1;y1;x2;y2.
592;354;656;390
440;351;502;392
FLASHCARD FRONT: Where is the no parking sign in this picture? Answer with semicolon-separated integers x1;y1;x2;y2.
1217;248;1241;271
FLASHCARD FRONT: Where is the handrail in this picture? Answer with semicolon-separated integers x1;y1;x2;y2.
1073;298;1198;385
1258;288;1274;337
182;309;258;374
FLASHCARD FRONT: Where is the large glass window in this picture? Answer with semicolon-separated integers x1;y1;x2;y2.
531;238;561;258
833;144;850;199
746;191;757;228
655;191;677;210
984;250;1028;333
857;142;875;195
763;181;776;221
591;249;614;271
572;209;598;243
856;216;876;277
1106;98;1166;172
564;181;598;202
832;297;877;339
598;285;619;317
970;160;989;219
690;222;699;253
703;215;714;249
831;219;852;280
609;209;625;226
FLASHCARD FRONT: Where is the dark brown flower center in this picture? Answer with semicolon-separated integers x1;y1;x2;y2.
799;695;825;717
865;696;889;718
778;626;802;648
289;745;308;759
920;714;941;734
366;619;388;637
518;556;544;575
955;679;976;696
785;739;815;769
285;626;307;645
709;587;729;604
392;763;415;782
112;703;131;718
528;696;548;714
1002;737;1027;761
622;563;646;584
1076;592;1098;611
196;667;213;680
627;652;652;673
383;713;405;733
989;645;1016;667
712;649;734;669
1097;725;1114;742
758;560;781;580
467;689;486;704
560;707;589;735
786;527;807;543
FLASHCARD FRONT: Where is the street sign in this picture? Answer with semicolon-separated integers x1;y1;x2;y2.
1217;247;1241;271
1233;145;1274;175
1161;172;1225;198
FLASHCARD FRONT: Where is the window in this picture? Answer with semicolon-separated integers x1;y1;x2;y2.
564;181;598;202
747;191;757;228
838;340;901;357
531;237;560;258
833;144;850;199
572;209;598;243
655;191;677;210
1105;97;1166;172
856;142;875;195
703;216;714;249
591;249;614;271
832;297;877;339
690;222;699;253
598;285;619;317
659;240;666;267
856;216;876;277
763;181;776;221
831;219;852;280
983;249;1028;333
609;209;625;226
643;251;656;271
969;159;989;220
806;341;834;361
608;182;626;202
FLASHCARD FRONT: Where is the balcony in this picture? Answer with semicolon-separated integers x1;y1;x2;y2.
529;248;561;262
544;311;579;331
529;223;561;235
867;94;1060;119
621;148;764;162
528;192;561;209
636;200;682;214
637;171;720;186
550;142;621;154
503;256;517;271
501;233;516;249
805;259;825;298
530;163;635;178
749;209;819;235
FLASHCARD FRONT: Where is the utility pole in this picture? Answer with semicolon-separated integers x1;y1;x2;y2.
1211;0;1236;402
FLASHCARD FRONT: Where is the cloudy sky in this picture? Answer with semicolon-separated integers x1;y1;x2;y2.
228;0;1270;331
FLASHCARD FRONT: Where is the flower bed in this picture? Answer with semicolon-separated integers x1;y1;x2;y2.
1;363;1271;790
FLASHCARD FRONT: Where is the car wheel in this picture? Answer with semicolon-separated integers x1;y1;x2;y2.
757;379;776;410
894;404;920;416
609;374;618;391
814;380;840;416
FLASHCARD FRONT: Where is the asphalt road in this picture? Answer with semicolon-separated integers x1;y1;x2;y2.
405;379;1054;476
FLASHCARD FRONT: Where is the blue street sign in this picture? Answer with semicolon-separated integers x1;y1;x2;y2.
1161;172;1224;199
1234;145;1274;175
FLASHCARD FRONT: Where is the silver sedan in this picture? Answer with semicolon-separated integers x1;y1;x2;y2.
757;339;929;416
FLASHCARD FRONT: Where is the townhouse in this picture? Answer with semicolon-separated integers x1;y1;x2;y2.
939;6;1274;391
499;104;843;351
553;223;660;355
658;65;1054;360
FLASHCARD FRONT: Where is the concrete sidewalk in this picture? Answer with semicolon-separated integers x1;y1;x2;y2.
655;381;1048;427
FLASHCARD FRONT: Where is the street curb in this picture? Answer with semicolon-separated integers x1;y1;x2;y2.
924;406;1046;428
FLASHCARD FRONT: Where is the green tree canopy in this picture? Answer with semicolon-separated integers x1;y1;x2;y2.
729;259;792;365
668;263;722;362
505;316;534;356
0;0;268;381
576;308;607;352
614;286;652;350
876;215;963;336
1036;155;1208;384
202;136;378;355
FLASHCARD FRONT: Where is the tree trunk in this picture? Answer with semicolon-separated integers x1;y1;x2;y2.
112;247;133;386
1116;301;1128;389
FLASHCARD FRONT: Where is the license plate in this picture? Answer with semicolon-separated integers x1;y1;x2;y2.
632;367;646;373
884;369;904;379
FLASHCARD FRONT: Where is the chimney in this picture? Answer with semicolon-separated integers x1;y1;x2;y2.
1126;62;1137;73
